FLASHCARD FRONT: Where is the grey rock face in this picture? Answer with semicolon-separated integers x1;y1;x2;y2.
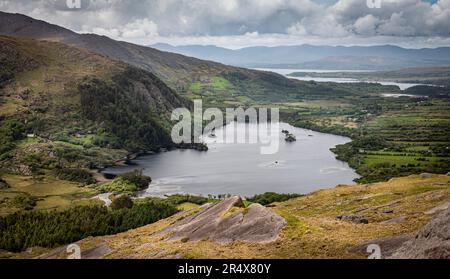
388;207;450;259
156;196;286;244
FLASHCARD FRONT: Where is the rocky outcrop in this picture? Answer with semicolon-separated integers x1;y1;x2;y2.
37;242;112;259
351;206;450;259
337;215;369;224
349;235;412;259
156;196;286;244
388;207;450;259
420;173;433;179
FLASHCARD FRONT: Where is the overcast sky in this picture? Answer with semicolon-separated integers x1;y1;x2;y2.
1;0;449;48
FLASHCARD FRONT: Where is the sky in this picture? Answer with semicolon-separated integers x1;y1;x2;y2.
0;0;449;49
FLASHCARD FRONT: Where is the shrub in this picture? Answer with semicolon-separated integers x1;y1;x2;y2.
0;178;9;189
119;169;151;190
12;194;37;210
165;194;209;205
55;168;96;185
247;192;302;206
96;177;139;195
111;195;134;210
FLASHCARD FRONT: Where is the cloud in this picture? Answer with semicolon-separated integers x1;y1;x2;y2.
0;0;449;48
89;18;158;39
354;14;380;35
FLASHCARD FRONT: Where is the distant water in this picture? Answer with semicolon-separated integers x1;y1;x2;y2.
254;68;429;91
104;122;359;197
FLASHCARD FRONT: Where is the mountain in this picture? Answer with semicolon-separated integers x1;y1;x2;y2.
150;43;450;70
0;11;341;104
0;35;189;173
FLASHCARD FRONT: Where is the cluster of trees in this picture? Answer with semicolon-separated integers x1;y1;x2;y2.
54;167;96;185
0;118;26;160
164;194;209;205
247;192;302;206
12;193;37;210
78;69;174;152
97;170;152;195
111;195;134;210
0;200;178;252
119;169;151;190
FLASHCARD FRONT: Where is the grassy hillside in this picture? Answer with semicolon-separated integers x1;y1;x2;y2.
7;174;448;259
0;35;188;177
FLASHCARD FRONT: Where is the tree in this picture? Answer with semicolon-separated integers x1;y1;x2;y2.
111;195;134;210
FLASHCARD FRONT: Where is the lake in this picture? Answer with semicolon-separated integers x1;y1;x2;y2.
253;68;429;91
104;122;359;197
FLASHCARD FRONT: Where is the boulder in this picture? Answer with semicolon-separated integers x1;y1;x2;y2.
420;173;433;179
388;207;450;259
349;235;411;259
424;202;450;215
37;242;112;259
379;216;406;224
337;215;369;224
155;196;286;244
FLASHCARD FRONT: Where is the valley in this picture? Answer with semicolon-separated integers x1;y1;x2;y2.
0;11;449;260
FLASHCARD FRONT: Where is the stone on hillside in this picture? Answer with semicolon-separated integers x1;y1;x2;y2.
380;216;406;224
420;173;433;179
424;202;450;215
388;207;450;259
337;215;369;224
155;196;286;244
349;235;411;259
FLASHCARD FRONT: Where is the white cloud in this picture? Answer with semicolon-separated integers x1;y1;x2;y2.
0;0;449;48
84;18;158;40
354;14;380;35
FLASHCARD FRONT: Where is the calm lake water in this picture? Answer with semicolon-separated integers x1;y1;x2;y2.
104;122;359;197
254;68;428;91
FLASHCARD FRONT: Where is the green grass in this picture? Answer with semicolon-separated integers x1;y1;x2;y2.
0;175;98;216
211;76;231;91
189;82;201;93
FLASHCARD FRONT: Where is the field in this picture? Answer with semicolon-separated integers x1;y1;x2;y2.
284;93;450;183
0;175;100;216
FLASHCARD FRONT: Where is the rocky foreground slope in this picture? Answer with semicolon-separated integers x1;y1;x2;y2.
35;174;450;259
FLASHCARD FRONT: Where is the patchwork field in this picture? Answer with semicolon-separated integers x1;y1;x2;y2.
0;175;99;216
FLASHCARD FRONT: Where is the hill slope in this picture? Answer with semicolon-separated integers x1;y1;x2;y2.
30;174;450;259
0;12;372;104
0;35;188;172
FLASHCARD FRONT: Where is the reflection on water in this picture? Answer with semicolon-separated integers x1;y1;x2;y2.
105;122;359;197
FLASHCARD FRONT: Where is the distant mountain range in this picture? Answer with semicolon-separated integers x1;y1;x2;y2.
0;11;372;104
0;11;323;103
151;43;450;70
